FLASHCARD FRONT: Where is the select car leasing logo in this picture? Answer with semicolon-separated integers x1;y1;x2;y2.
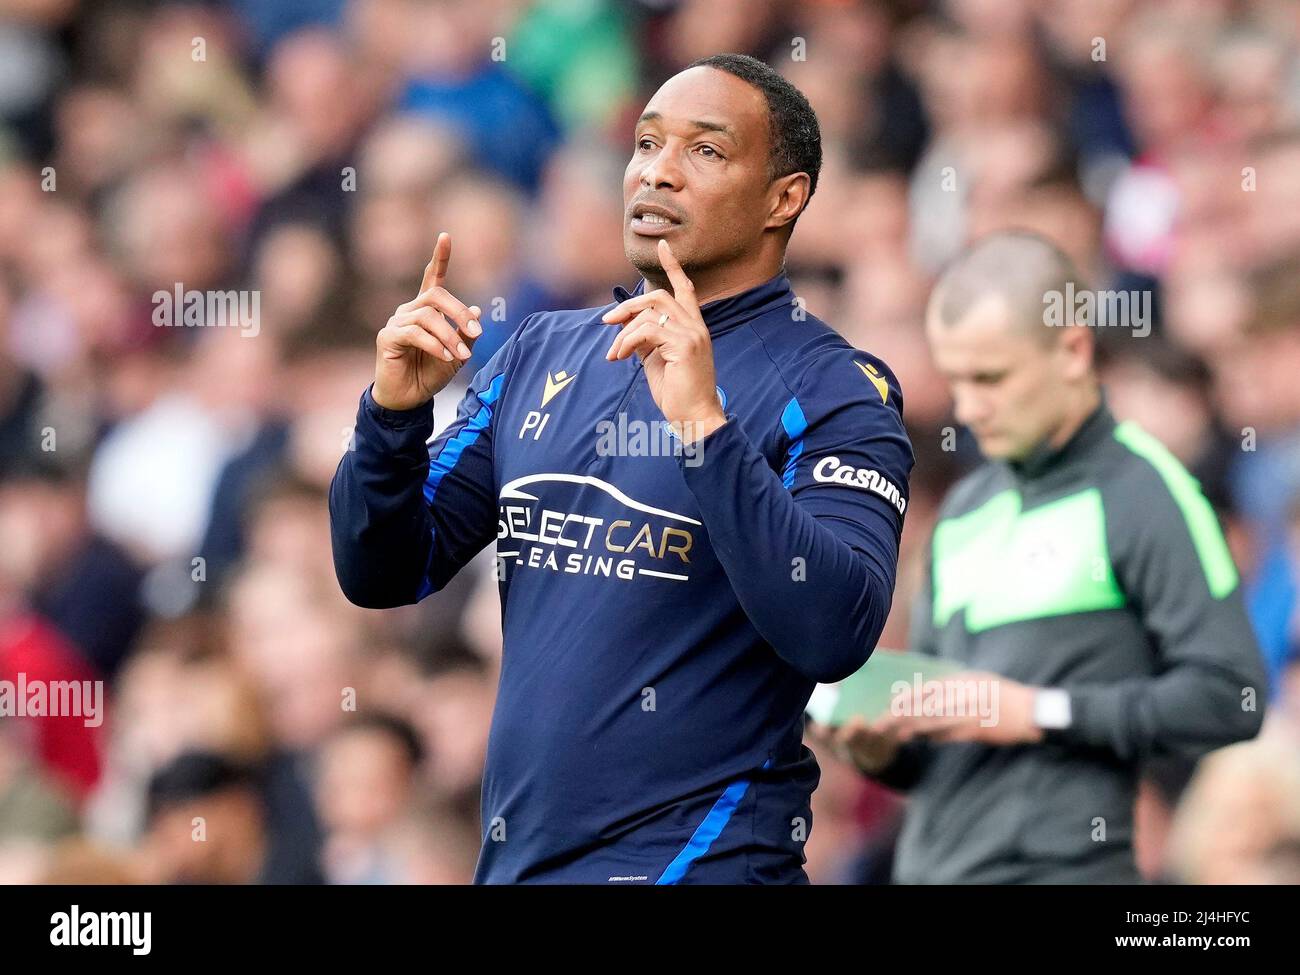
541;370;577;407
855;361;889;404
497;472;698;582
50;906;151;955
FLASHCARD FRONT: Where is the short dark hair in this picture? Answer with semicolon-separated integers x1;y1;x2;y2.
146;751;260;823
688;53;823;209
334;712;425;768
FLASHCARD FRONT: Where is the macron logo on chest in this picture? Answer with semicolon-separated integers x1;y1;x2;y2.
520;369;578;440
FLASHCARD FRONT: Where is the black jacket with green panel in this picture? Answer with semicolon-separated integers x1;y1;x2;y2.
879;401;1267;884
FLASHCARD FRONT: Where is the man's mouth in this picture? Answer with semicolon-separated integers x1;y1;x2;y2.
629;203;682;237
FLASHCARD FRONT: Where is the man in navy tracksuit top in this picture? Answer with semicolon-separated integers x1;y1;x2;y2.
329;54;913;883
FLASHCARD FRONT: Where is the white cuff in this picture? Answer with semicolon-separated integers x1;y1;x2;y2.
1033;688;1073;730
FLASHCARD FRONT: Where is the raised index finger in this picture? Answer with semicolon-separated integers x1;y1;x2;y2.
420;231;451;295
657;239;696;309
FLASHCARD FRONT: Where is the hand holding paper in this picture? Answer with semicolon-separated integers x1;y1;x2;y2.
806;652;1045;766
805;649;962;726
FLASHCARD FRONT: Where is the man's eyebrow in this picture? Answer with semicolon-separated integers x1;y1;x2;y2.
691;119;734;137
636;111;735;138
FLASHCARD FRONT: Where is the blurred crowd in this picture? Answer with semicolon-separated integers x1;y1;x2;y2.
2;0;1300;885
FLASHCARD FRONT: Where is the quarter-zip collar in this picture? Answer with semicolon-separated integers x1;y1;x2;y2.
1007;393;1116;483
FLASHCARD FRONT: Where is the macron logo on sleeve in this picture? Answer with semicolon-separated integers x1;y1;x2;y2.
854;361;889;404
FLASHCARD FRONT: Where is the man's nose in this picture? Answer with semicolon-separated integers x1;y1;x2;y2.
953;388;991;427
640;147;684;190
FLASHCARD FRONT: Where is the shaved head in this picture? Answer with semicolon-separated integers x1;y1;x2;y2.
930;230;1086;342
924;230;1100;461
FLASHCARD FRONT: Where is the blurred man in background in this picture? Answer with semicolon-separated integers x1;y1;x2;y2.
143;751;271;885
314;713;423;884
812;231;1268;883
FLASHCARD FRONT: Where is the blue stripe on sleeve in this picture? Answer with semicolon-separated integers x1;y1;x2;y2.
423;372;507;505
415;372;506;599
780;397;808;490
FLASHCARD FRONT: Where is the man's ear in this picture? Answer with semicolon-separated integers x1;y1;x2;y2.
765;172;811;232
1058;323;1095;380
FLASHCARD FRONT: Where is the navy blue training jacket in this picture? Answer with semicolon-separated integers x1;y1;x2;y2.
329;270;913;884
